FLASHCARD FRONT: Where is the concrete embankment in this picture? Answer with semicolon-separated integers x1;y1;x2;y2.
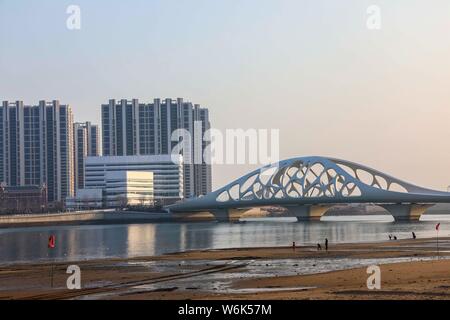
0;210;202;228
0;208;272;228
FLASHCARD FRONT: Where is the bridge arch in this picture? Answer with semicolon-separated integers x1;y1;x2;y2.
167;156;450;222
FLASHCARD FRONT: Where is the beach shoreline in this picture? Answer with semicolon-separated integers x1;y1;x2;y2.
1;237;450;300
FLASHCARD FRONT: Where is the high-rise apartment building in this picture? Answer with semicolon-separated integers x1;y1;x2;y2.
101;98;212;198
193;106;212;196
74;121;100;191
0;100;75;204
86;121;100;157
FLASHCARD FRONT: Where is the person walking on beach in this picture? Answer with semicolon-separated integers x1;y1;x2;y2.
325;238;329;251
412;232;416;240
317;243;322;250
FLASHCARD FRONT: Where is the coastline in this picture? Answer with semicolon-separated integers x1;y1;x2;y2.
0;210;213;228
1;237;450;300
0;208;277;228
2;210;450;229
1;207;450;228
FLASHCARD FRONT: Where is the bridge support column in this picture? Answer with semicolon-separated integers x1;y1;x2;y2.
210;209;248;222
380;204;433;222
284;205;332;221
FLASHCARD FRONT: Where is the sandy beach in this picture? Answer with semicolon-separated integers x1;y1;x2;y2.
1;237;450;300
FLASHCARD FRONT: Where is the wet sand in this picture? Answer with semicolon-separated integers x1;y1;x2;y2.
1;237;450;300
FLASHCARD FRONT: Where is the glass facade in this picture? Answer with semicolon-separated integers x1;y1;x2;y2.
23;106;41;185
101;104;111;155
84;155;183;203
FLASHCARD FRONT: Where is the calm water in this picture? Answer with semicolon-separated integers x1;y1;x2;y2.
1;215;449;265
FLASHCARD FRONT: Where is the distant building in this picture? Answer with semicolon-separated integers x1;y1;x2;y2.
85;121;101;157
74;122;101;191
101;98;212;198
193;106;212;196
1;100;75;204
84;154;183;205
65;188;103;210
0;184;48;214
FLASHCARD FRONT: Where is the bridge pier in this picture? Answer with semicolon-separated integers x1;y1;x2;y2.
210;208;248;222
380;204;433;222
284;205;332;221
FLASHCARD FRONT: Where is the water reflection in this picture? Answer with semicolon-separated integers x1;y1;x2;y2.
0;216;449;265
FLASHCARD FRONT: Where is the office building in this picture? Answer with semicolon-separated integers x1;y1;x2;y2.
0;100;75;204
101;98;212;198
84;154;183;205
67;171;153;209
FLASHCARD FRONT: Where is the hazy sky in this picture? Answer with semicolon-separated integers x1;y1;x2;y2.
2;0;450;190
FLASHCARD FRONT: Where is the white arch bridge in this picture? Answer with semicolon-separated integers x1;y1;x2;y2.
166;156;450;222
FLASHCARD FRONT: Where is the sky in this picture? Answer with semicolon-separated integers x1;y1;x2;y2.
2;0;450;190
